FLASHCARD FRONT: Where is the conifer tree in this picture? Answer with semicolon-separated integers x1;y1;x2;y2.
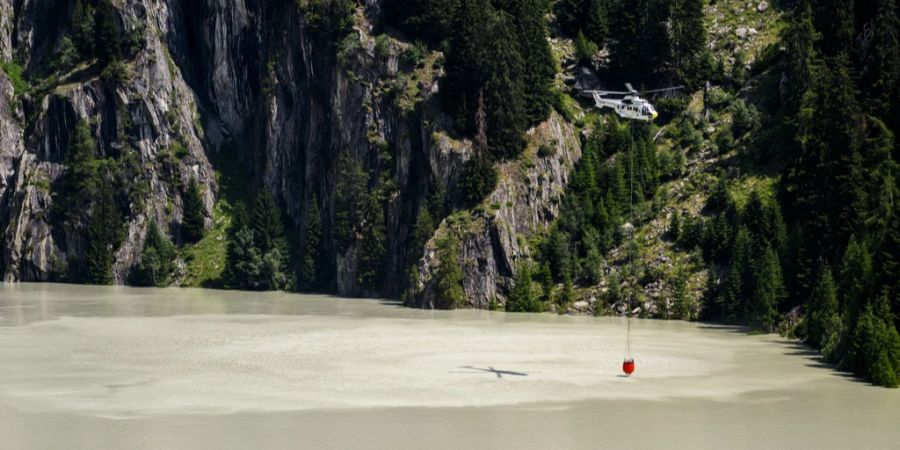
83;181;120;285
840;235;874;323
411;206;435;264
669;0;706;85
484;11;527;158
783;0;820;113
94;0;121;64
876;211;900;323
224;202;262;290
334;154;368;251
609;0;670;81
789;52;866;254
434;232;465;309
815;0;856;56
443;0;491;133
806;264;839;348
383;0;460;44
556;0;582;37
247;191;288;291
861;0;899;121
507;261;540;312
751;245;785;332
864;119;897;234
298;197;321;291
723;227;751;323
507;0;555;126
583;0;608;46
181;180;206;243
253;190;284;254
358;192;387;289
72;0;95;57
136;221;176;287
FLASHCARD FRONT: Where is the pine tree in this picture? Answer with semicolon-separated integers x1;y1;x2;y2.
181;180;206;243
72;0;95;57
583;0;608;46
876;211;900;324
815;0;856;56
333;154;368;251
83;180;120;285
94;0;121;64
789;52;866;254
136;221;176;287
484;11;527;158
865;119;897;234
443;0;492;133
358;192;386;289
411;206;435;264
383;0;460;44
840;235;873;324
297;197;321;291
846;294;900;386
507;261;541;312
575;30;599;65
560;271;576;309
752;245;785;332
507;0;555;126
224;202;263;290
806;264;839;348
555;0;582;37
459;155;497;208
783;0;820;113
247;191;288;290
253;190;284;254
434;232;465;309
861;0;900;120
723;227;751;323
609;0;670;81
673;264;692;320
669;0;706;85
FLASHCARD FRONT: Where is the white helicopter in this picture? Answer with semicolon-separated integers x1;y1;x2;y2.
581;83;684;122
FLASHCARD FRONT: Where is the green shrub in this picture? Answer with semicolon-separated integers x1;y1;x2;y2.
0;62;30;96
537;144;555;158
458;153;497;208
731;99;759;138
401;41;426;67
574;30;598;65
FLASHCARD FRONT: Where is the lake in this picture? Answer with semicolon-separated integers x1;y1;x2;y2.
0;284;897;449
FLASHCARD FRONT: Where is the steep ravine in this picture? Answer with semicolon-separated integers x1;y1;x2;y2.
0;0;579;304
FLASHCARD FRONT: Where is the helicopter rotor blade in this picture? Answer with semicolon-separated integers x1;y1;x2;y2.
582;90;630;96
625;83;636;93
639;86;686;94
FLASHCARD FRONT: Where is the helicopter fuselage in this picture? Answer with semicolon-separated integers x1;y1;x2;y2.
592;93;658;122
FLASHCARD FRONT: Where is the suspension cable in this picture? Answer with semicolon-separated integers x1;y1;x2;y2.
627;121;635;360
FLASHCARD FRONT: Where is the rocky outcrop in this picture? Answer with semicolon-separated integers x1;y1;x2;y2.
411;112;582;308
1;0;215;282
0;0;579;304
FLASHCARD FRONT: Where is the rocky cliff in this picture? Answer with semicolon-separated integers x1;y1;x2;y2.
0;0;577;303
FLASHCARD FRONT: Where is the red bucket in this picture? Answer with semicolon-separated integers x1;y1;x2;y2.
623;358;635;376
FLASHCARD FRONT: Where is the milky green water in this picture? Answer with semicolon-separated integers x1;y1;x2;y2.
0;283;897;449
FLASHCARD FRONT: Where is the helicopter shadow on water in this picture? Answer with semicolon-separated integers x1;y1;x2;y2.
450;366;533;379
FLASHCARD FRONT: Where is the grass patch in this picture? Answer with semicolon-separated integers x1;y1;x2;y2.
1;61;30;96
728;175;778;209
180;143;253;288
180;200;232;287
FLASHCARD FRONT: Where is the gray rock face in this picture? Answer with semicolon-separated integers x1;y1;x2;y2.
0;0;579;304
1;0;215;282
411;113;582;308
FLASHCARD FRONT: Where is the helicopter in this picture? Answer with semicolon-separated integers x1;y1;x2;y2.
581;83;684;122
